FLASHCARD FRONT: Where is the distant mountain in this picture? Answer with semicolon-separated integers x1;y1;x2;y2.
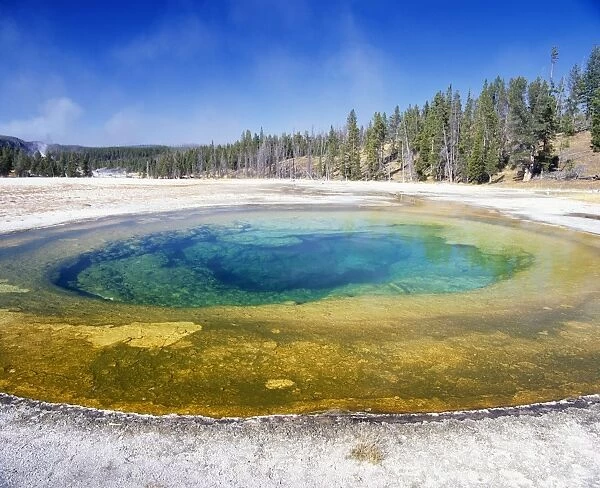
0;135;172;154
0;135;50;156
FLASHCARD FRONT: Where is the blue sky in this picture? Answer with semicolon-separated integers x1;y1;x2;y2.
1;0;599;146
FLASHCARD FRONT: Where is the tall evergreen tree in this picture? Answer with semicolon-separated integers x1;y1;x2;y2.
343;109;360;179
14;150;31;177
0;147;14;176
481;81;501;180
467;81;500;182
508;76;534;165
528;77;557;169
564;65;584;134
82;154;92;177
491;77;509;165
31;151;42;175
388;105;401;157
467;125;487;183
400;105;420;181
372;112;387;178
459;92;475;179
444;89;462;182
418;93;448;180
591;87;600;152
364;123;378;179
549;46;559;84
66;154;78;177
58;153;68;176
415;102;430;180
325;126;338;180
584;46;600;117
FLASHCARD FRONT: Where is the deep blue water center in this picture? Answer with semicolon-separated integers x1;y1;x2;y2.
55;220;529;307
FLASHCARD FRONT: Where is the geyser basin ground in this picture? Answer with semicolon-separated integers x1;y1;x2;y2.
0;203;599;417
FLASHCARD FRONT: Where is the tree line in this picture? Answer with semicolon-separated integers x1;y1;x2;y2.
1;45;599;182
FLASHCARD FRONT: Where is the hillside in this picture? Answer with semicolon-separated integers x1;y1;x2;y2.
490;131;599;190
0;135;49;156
557;131;600;177
2;131;598;188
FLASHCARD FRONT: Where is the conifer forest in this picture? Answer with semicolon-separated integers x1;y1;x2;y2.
2;46;600;183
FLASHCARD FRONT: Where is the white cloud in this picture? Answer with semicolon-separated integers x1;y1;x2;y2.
103;108;143;145
0;97;83;142
323;13;389;107
96;104;251;146
244;12;399;132
113;16;214;63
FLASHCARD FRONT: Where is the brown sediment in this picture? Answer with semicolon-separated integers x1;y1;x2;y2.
568;212;600;220
0;202;599;418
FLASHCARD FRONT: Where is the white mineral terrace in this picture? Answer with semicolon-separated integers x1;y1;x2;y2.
0;178;599;236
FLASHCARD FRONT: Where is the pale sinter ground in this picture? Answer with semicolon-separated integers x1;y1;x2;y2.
0;178;599;488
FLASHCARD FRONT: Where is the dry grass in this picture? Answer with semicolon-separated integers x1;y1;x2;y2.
557;131;600;176
348;441;386;465
495;176;600;192
493;131;600;190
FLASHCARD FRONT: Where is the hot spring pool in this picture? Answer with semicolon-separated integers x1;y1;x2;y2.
54;219;531;307
0;203;599;417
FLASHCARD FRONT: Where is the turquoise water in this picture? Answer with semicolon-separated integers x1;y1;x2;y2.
54;220;531;307
3;206;600;417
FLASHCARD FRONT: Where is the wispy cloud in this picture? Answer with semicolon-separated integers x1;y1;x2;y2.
245;12;401;131
327;13;388;97
0;97;83;142
103;107;144;145
113;16;215;63
96;104;250;146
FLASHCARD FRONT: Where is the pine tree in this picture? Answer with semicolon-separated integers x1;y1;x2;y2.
550;47;559;84
584;46;600;118
508;76;534;165
529;77;557;170
59;153;68;176
467;125;486;183
388;105;401;158
364;123;378;179
14;150;30;177
39;154;53;176
459;92;475;180
343;109;360;180
465;82;500;183
479;81;501;180
0;147;14;176
372;112;387;178
418;93;448;180
563;65;583;134
66;154;78;177
491;77;509;166
415;102;430;180
325;126;338;180
591;87;600;152
82;154;92;177
31;151;42;175
444;89;462;182
400;105;420;181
